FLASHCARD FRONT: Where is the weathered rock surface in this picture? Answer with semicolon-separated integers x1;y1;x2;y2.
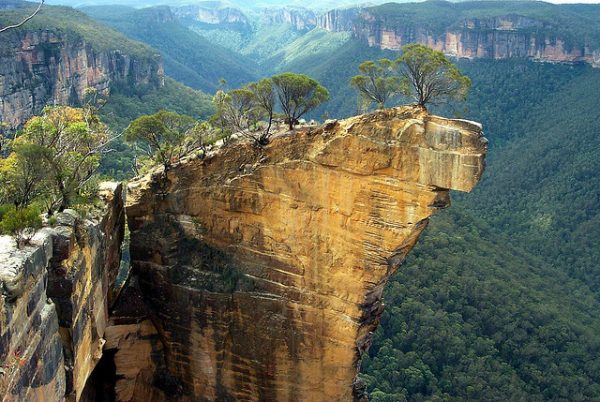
316;7;361;33
0;183;125;401
320;10;600;67
125;106;487;401
0;29;163;129
173;5;252;31
261;8;317;31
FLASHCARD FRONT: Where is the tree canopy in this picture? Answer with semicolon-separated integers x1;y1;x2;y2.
124;110;200;172
398;43;471;107
18;106;112;212
272;73;329;129
350;59;404;110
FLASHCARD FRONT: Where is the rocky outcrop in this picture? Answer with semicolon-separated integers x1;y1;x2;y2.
0;29;163;129
0;183;125;401
316;7;361;33
261;8;316;31
173;4;251;31
319;7;600;67
125;106;486;401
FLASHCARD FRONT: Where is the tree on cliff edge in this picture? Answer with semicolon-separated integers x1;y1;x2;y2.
272;73;329;130
350;59;404;110
397;44;471;108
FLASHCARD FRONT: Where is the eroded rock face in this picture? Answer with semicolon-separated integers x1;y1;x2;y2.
0;183;125;401
0;30;163;129
321;10;600;66
173;5;251;31
126;106;486;401
261;8;317;31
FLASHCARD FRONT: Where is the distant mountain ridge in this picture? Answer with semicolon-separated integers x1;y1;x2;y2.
155;0;600;66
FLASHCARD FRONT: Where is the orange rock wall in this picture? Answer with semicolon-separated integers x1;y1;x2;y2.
126;107;487;401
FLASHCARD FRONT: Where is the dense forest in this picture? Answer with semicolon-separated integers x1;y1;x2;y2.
362;60;600;401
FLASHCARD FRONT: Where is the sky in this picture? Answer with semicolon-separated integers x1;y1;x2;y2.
44;0;600;7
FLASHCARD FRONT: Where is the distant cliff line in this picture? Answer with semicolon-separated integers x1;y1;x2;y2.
175;2;600;67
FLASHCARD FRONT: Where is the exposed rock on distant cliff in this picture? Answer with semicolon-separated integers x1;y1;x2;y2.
173;4;252;31
0;30;163;129
316;7;361;33
125;106;486;401
261;8;316;31
320;7;600;67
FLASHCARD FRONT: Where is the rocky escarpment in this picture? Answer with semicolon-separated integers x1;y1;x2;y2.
261;8;316;31
125;106;486;401
0;29;163;129
316;7;361;33
173;4;251;31
319;5;600;67
0;183;125;401
355;13;600;66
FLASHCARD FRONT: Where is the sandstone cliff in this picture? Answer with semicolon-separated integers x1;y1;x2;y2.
0;29;163;129
260;8;316;31
0;183;125;402
173;5;252;31
316;7;361;33
124;106;486;401
319;7;600;67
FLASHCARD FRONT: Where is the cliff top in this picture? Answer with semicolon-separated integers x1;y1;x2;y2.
128;106;487;210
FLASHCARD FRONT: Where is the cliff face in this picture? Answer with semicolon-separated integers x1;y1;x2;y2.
173;5;251;31
125;106;486;401
316;7;361;33
321;10;600;66
0;30;163;129
261;8;316;31
0;183;125;401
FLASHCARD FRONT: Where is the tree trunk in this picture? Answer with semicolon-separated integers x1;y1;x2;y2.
57;181;68;212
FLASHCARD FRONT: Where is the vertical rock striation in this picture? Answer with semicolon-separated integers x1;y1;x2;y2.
0;183;125;401
316;7;361;33
126;106;487;401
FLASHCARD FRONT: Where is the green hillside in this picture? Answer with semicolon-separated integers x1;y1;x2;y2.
189;21;306;62
459;61;600;292
363;207;600;401
263;28;351;73
0;2;157;60
82;5;260;92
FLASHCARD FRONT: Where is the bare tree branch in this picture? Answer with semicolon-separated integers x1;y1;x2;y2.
0;0;45;34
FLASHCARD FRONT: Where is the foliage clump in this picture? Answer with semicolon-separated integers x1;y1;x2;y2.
0;205;42;247
213;73;329;144
0;104;115;247
351;43;470;110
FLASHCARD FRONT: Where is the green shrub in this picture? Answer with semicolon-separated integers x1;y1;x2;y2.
0;206;43;248
0;204;12;221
